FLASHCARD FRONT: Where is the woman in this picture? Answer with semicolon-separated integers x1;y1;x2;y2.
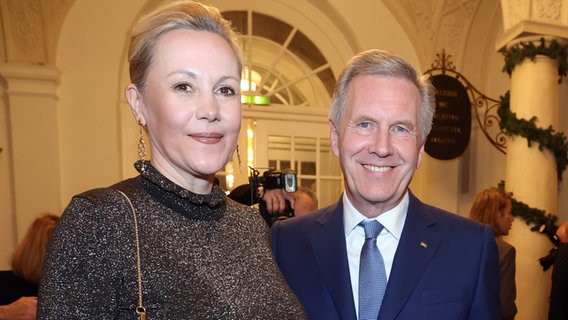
38;1;305;318
0;213;59;320
469;187;517;320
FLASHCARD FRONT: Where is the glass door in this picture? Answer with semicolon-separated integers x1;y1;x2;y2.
254;119;342;208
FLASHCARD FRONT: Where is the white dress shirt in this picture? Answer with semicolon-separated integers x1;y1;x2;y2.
344;192;408;318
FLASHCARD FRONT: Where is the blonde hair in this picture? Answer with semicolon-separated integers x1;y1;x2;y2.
469;188;512;236
128;0;243;91
11;213;60;284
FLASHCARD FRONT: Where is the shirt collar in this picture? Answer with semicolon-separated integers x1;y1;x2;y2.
343;192;408;240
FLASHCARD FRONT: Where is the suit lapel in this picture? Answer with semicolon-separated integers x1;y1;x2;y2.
310;200;357;319
379;192;441;319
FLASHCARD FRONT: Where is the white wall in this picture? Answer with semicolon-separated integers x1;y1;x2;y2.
56;1;146;207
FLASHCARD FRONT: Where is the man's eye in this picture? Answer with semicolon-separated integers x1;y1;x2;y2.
393;125;408;133
359;122;371;129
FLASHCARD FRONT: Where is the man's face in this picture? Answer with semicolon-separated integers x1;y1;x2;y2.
292;192;317;216
330;75;424;217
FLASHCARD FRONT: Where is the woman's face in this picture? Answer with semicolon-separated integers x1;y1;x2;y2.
127;29;241;191
496;198;514;236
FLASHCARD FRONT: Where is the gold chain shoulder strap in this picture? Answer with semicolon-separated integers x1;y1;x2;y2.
117;190;147;320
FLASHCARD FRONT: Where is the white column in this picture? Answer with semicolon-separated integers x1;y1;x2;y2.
0;63;62;264
504;37;560;320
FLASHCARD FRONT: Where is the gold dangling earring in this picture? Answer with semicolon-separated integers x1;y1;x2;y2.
138;122;147;172
236;144;242;174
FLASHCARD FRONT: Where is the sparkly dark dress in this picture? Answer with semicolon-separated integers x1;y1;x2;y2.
38;162;305;319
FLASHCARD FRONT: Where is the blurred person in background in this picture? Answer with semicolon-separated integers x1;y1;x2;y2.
549;221;568;320
0;213;59;320
469;187;517;320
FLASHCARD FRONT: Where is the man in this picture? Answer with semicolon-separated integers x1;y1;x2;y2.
264;186;319;217
549;221;568;319
271;49;500;319
290;186;319;216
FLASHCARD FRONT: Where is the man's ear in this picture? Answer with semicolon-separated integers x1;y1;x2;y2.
330;120;340;157
416;143;425;169
125;84;146;125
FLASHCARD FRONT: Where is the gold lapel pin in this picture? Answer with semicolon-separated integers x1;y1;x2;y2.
420;242;428;248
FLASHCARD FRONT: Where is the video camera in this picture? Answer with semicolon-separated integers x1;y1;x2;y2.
249;167;297;226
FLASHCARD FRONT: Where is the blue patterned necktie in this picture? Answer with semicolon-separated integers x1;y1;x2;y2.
359;220;387;320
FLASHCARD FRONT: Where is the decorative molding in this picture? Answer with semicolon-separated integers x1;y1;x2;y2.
444;0;478;16
0;63;61;96
8;0;42;55
535;0;562;20
498;0;568;51
437;16;462;61
403;0;435;41
1;0;75;64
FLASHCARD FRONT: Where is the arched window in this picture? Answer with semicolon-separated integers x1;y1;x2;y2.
223;10;335;108
215;10;343;210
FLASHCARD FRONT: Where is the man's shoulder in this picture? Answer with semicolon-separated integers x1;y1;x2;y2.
408;194;491;238
271;202;341;240
280;202;338;225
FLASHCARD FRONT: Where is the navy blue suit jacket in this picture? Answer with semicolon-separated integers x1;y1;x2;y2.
271;192;500;320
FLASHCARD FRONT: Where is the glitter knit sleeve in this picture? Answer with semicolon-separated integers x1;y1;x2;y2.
38;188;138;319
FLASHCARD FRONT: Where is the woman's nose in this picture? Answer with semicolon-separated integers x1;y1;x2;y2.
196;94;221;121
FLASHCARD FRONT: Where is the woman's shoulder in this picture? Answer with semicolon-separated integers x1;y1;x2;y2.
59;178;140;228
225;198;268;229
66;178;139;208
496;237;516;255
73;178;138;199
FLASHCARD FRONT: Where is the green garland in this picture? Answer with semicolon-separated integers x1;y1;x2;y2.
498;38;568;243
497;181;558;234
502;37;568;83
497;91;568;181
511;197;558;234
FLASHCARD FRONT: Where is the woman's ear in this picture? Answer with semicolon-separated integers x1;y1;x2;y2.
125;84;146;125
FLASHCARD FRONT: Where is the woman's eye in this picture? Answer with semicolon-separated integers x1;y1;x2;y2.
217;86;236;97
174;83;192;93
